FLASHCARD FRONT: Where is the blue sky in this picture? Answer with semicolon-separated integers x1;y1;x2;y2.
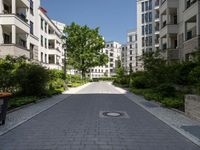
41;0;137;44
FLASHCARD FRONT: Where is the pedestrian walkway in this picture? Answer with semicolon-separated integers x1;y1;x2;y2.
0;82;199;150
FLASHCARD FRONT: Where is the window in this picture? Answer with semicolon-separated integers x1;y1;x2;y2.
45;23;47;33
142;14;145;23
41;35;43;46
41;52;43;62
130;57;132;61
3;33;10;44
45;54;47;63
149;36;152;46
142;26;145;35
149;0;152;10
30;21;34;35
142;2;145;12
30;0;34;15
130;50;133;55
110;53;113;57
30;44;34;59
145;25;148;34
49;55;55;64
145;13;148;22
110;58;113;62
149;12;152;22
129;36;133;42
41;18;43;30
45;38;47;48
130;44;132;49
145;1;148;11
149;24;152;34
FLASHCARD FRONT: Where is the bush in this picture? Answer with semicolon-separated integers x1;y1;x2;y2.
155;84;176;97
48;70;65;91
15;63;49;96
161;98;184;110
130;75;148;89
189;66;200;94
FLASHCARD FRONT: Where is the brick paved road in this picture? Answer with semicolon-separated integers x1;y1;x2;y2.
0;82;200;150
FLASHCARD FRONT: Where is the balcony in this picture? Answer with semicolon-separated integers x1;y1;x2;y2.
160;0;178;14
0;14;29;33
183;36;200;57
0;0;29;33
160;24;178;38
0;44;29;58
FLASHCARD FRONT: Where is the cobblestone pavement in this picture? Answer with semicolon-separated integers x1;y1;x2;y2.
0;82;200;150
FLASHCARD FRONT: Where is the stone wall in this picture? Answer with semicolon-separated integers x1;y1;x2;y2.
185;95;200;121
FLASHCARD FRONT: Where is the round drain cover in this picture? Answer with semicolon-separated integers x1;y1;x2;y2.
103;112;124;117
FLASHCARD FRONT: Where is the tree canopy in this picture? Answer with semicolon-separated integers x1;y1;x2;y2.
63;22;108;77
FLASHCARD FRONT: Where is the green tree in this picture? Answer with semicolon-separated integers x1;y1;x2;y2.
63;22;108;78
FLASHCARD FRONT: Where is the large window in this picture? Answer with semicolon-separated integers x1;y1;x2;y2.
145;13;148;22
149;12;152;22
30;21;34;35
145;1;148;11
142;14;145;24
41;18;44;30
142;26;145;35
142;2;145;12
149;24;152;34
149;0;152;10
30;0;34;15
41;35;43;47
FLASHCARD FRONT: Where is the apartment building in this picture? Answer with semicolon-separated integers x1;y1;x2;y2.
0;0;33;58
121;44;128;71
127;30;138;73
136;0;160;70
137;0;160;53
0;0;65;70
88;41;121;79
160;0;200;61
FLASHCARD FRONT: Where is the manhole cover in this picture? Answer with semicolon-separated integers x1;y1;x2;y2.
103;112;123;117
99;111;129;118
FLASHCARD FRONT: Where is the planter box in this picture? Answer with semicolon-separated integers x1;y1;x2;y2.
185;94;200;121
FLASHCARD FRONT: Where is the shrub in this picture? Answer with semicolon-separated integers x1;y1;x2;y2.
130;75;148;89
189;66;200;94
161;98;184;110
15;63;49;96
155;84;176;97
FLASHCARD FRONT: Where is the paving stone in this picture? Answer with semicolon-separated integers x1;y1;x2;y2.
0;82;199;150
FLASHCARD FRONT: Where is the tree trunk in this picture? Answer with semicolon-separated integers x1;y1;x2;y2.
81;70;86;79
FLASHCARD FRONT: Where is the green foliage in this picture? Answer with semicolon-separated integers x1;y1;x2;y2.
0;56;26;92
130;72;148;89
161;98;184;110
63;22;108;77
15;63;49;96
155;84;176;98
189;66;200;94
48;69;65;91
8;96;39;110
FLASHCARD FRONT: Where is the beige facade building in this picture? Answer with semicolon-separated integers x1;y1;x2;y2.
160;0;200;61
0;0;65;70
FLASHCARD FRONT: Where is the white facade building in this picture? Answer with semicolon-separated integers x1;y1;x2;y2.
127;30;138;73
88;41;121;79
137;0;160;70
121;44;128;71
0;0;65;70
